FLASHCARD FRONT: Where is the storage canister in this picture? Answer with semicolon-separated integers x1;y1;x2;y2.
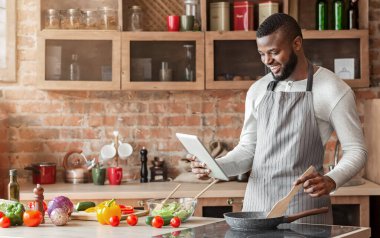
210;2;230;31
98;7;118;30
258;1;279;26
61;8;82;29
233;1;254;31
83;10;99;29
128;5;143;31
45;9;61;29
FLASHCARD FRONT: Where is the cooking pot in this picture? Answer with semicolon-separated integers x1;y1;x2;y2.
24;162;56;184
224;207;328;231
63;149;95;184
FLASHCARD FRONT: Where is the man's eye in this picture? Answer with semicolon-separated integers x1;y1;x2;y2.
271;51;279;55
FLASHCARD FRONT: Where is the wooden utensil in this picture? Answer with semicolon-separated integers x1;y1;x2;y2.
193;179;219;200
154;183;181;211
266;165;315;218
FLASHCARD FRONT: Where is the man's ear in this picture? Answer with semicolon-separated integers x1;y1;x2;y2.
293;36;302;51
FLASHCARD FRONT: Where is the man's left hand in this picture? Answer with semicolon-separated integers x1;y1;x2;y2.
293;172;336;197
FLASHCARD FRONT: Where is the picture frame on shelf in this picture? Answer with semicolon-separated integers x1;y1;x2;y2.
334;58;355;80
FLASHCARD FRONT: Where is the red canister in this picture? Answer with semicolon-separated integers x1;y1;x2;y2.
24;162;56;184
233;1;254;31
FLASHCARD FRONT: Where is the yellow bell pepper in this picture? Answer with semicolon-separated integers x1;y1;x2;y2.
96;199;121;225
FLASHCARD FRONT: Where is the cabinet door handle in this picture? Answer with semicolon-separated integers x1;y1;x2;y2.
227;198;234;205
138;200;145;207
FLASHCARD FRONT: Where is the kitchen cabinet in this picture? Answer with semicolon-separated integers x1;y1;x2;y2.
37;0;369;90
0;0;16;82
204;0;369;89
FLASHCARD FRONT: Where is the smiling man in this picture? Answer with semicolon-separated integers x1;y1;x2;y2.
191;13;367;224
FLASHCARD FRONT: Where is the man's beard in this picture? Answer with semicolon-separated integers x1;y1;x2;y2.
271;51;298;81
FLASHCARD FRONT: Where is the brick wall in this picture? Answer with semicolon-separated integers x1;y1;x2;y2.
0;0;379;197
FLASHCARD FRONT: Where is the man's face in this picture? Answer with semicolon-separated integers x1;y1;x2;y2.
257;30;298;81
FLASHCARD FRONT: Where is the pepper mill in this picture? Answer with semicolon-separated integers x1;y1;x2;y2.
33;184;45;224
140;147;148;183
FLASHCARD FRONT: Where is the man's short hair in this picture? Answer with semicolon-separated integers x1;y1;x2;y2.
256;13;302;40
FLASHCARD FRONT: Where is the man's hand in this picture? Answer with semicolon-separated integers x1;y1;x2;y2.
293;172;336;197
189;155;212;179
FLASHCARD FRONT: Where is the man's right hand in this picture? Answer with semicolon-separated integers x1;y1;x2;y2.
189;155;212;179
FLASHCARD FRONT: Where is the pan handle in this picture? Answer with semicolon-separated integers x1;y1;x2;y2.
285;207;329;223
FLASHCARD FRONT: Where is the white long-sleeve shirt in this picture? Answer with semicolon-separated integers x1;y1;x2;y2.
217;66;367;189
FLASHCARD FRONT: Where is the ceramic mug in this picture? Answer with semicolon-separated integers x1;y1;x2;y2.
100;144;116;162
92;167;106;185
167;15;180;31
107;167;123;185
118;143;133;160
180;15;194;31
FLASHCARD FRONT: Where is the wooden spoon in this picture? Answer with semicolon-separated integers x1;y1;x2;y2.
266;165;315;218
193;179;219;200
154;184;181;211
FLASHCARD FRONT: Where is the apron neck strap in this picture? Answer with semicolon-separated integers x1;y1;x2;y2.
267;60;315;92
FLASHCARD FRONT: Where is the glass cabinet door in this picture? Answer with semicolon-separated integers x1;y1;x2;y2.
38;31;121;90
122;32;204;90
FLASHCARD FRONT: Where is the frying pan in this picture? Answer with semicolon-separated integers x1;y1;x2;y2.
224;207;329;231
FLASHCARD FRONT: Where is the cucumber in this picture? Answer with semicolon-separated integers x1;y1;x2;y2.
75;201;96;211
145;215;173;226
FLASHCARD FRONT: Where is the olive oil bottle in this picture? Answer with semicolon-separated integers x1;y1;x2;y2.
8;169;20;202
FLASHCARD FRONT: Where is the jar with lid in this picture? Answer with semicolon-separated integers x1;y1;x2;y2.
45;9;61;29
61;8;82;29
98;7;118;30
83;10;99;29
128;5;143;31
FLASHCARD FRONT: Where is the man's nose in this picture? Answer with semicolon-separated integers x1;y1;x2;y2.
262;54;273;65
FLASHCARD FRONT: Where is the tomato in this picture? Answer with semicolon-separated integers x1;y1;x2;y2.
151;216;164;228
0;216;11;228
23;210;43;227
109;216;120;227
170;216;181;228
28;201;47;212
171;231;182;236
126;214;138;226
119;205;134;214
0;211;4;219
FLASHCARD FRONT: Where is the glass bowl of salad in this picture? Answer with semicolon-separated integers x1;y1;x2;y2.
146;198;197;222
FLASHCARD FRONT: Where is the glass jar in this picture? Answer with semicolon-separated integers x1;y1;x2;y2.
45;9;61;29
61;8;82;29
184;44;195;81
128;5;143;31
83;10;99;29
98;7;118;30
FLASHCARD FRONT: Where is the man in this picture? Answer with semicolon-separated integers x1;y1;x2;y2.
191;13;367;224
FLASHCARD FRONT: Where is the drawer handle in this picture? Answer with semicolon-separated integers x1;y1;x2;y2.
138;200;145;207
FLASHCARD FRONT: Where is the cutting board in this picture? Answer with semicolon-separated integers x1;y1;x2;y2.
70;210;149;221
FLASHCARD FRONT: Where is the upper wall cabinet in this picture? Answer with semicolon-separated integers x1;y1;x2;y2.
204;0;369;89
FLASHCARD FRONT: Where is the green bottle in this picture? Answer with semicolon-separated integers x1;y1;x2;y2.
334;0;343;30
8;169;20;202
316;0;328;30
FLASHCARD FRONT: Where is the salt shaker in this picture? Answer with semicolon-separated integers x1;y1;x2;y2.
33;184;45;224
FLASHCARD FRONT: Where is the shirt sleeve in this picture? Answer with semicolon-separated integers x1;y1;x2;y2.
325;90;368;189
217;88;257;177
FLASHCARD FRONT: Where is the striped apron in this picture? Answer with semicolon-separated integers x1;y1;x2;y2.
243;63;333;224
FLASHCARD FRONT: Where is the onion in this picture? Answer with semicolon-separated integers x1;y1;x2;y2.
50;208;69;226
47;196;74;217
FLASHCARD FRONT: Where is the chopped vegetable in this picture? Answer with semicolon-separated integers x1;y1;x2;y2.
151;201;194;221
75;201;96;211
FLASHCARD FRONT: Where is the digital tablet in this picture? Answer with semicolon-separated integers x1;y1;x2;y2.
176;133;229;181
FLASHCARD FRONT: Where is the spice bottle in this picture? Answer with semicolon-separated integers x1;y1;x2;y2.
8;169;20;202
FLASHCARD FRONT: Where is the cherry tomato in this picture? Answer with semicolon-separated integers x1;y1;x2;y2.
0;211;4;219
126;214;138;226
0;216;11;228
109;216;120;227
28;201;47;212
171;231;182;236
23;210;43;227
151;216;164;228
170;216;181;228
